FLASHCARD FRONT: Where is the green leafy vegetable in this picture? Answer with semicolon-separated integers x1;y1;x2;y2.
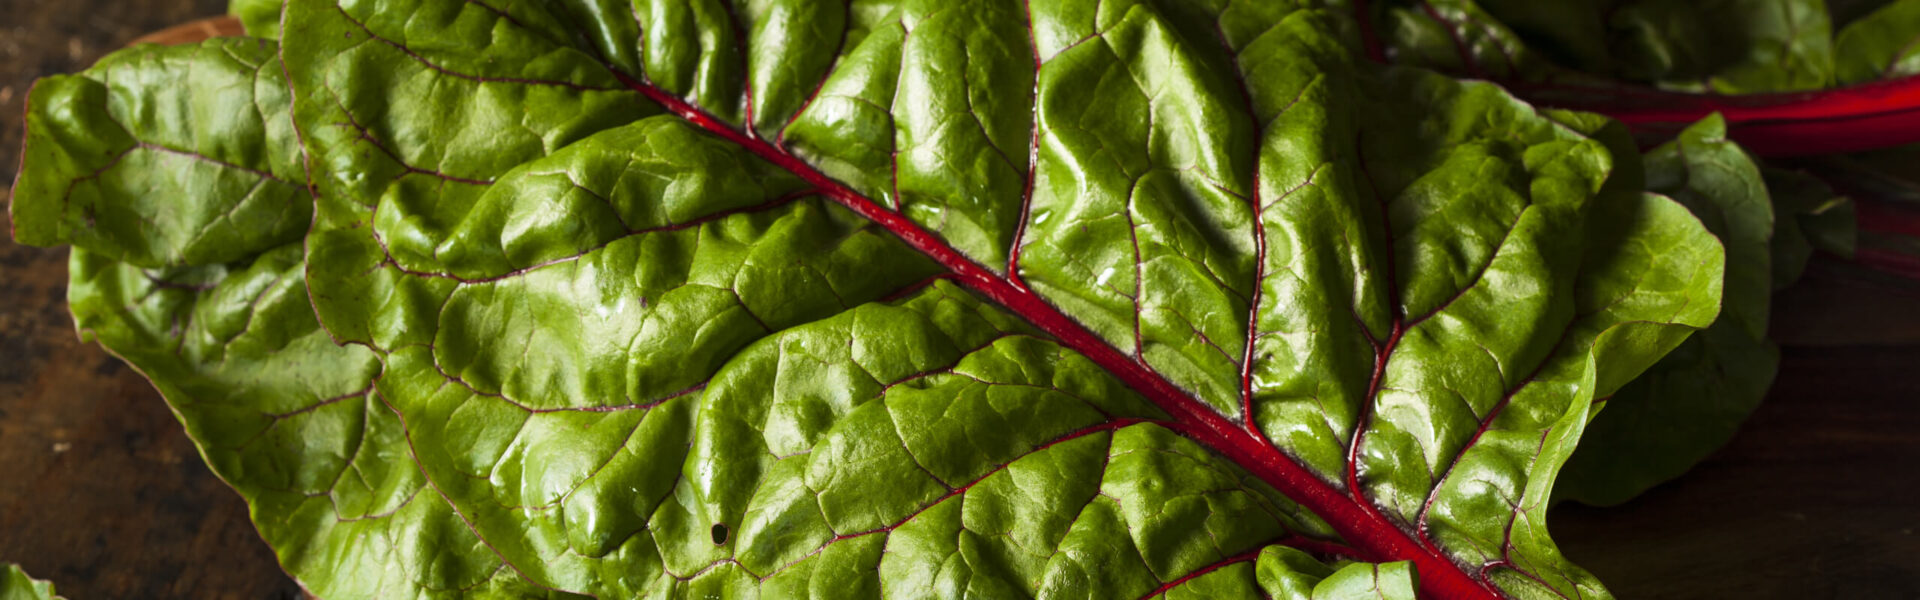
1558;116;1802;505
1762;166;1857;285
1353;0;1886;506
9;2;1735;598
1836;0;1920;82
229;0;285;40
0;564;61;600
12;37;305;268
1363;0;1906;92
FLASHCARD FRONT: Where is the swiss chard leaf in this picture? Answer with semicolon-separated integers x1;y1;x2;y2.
1367;0;1889;507
1356;0;1888;505
1607;0;1835;93
1361;0;1920;92
1558;116;1784;505
0;565;61;600
12;38;305;269
11;2;1730;598
1362;0;1849;93
1833;0;1920;83
230;0;285;40
1762;166;1857;286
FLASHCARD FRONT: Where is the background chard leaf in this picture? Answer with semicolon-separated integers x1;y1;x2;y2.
1835;0;1920;82
1760;166;1856;287
1353;0;1890;506
0;564;62;600
1358;0;1877;92
1359;0;1920;93
1558;115;1814;505
9;1;1734;598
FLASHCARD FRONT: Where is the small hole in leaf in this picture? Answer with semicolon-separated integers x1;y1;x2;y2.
710;523;729;545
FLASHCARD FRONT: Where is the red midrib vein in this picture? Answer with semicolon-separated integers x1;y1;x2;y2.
613;73;1502;600
1508;77;1920;157
1381;6;1920;158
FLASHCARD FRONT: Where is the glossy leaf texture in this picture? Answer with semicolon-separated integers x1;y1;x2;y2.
1329;1;1920;159
1555;115;1854;505
11;1;1732;598
1836;0;1920;82
230;0;286;40
0;565;61;600
1352;0;1920;92
1350;0;1890;503
12;38;307;269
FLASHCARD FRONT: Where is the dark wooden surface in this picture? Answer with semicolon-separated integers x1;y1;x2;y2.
1556;261;1920;599
3;3;1919;599
1;2;304;598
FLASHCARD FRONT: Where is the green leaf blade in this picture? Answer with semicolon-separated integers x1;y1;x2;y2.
0;565;62;600
12;39;308;268
13;2;1747;598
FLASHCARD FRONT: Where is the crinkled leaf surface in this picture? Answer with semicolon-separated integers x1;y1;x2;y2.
1355;0;1885;503
1836;0;1920;82
10;2;1729;598
0;565;61;600
1557;116;1786;505
1359;0;1920;92
12;38;306;269
1349;0;1570;83
1642;117;1773;343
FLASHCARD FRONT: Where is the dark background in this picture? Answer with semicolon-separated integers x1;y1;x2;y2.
0;2;1916;599
1;2;304;598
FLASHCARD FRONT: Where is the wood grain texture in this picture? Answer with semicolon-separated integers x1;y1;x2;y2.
0;208;307;599
0;2;302;598
1;4;1918;599
1559;261;1920;598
